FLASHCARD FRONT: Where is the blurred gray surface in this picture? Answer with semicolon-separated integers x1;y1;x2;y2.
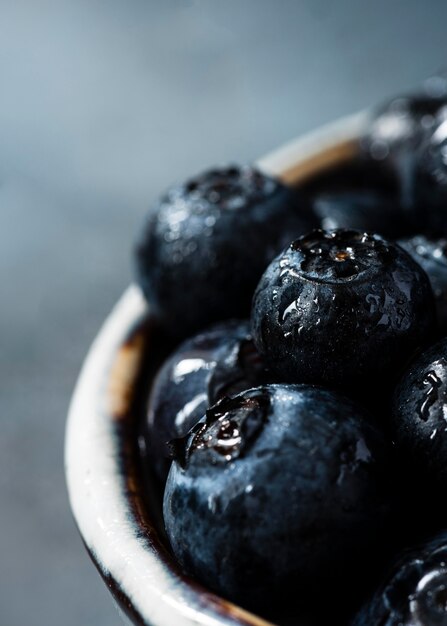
1;1;447;624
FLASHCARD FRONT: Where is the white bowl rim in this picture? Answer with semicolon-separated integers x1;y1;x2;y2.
65;110;370;626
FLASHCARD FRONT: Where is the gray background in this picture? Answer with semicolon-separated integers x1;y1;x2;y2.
1;1;447;624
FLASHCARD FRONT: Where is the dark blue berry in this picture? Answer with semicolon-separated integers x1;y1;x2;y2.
362;82;447;209
251;229;435;392
393;338;447;486
413;117;447;236
398;236;447;331
312;189;411;238
352;532;447;626
163;384;392;617
134;165;317;337
144;320;268;482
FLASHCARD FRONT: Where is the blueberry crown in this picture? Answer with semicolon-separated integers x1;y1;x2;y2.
169;388;270;469
285;229;395;283
166;166;278;213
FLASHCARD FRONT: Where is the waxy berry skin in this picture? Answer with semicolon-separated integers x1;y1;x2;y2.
144;320;267;483
393;338;447;486
361;87;447;209
134;165;317;338
414;119;447;236
352;533;447;626
363;94;447;162
163;384;392;616
251;229;435;392
398;236;447;332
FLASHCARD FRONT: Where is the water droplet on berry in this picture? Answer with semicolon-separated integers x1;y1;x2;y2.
418;370;442;421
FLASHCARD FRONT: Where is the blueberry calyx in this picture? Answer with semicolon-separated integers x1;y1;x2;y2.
287;229;394;283
170;389;270;469
183;165;279;211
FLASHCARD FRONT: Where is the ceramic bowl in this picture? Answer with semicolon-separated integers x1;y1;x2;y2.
65;111;369;626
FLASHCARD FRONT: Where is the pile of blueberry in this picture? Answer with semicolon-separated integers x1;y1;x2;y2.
135;76;447;625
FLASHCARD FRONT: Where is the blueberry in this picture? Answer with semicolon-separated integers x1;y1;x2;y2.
398;236;447;331
144;320;268;482
163;384;392;617
393;338;447;487
251;229;435;393
134;165;317;337
312;189;411;238
362;81;447;209
413;117;447;236
365;95;447;161
352;532;447;626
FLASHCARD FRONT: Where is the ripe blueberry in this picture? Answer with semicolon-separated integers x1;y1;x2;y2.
352;532;447;626
163;384;392;617
398;236;447;332
393;338;447;487
251;229;435;392
134;165;317;337
361;84;447;209
414;118;447;236
143;320;267;482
